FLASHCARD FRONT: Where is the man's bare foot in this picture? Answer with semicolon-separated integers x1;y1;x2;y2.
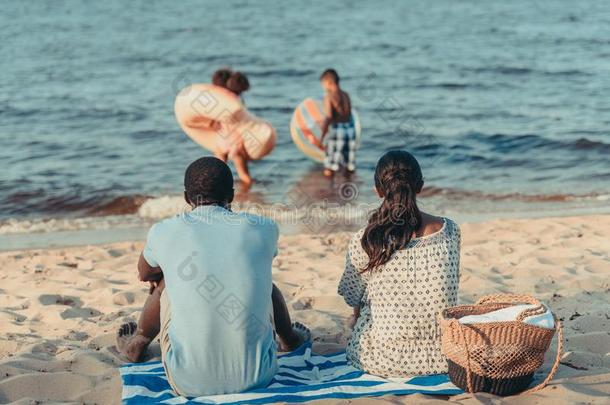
116;321;152;363
323;169;334;177
278;322;311;352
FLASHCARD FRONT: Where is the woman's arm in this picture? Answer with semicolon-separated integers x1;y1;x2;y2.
349;306;361;329
338;230;368;327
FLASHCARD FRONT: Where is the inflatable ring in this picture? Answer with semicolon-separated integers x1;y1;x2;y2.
175;84;276;160
290;98;361;162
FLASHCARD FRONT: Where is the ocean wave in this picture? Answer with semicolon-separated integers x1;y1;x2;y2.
88;195;151;216
1;104;148;122
247;69;316;78
0;190;150;218
248;106;295;114
177;54;263;65
465;66;590;77
137;190;610;221
464;132;610;154
1;189;609;236
570;137;610;152
0;214;147;235
137;195;372;223
411;82;490;90
0;198;372;236
421;187;610;203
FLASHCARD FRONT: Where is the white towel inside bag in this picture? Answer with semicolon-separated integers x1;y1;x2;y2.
458;304;555;329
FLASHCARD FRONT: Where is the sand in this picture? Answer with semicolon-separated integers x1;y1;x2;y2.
0;214;609;404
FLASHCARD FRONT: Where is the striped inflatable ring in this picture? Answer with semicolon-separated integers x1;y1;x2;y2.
290;98;361;162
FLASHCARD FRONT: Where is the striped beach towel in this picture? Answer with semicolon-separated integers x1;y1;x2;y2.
120;343;462;404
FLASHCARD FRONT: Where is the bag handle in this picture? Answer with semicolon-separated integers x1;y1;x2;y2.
475;294;546;323
522;317;563;394
475;293;541;306
451;316;563;395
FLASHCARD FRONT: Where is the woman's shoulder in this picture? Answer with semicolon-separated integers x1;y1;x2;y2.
441;216;460;236
435;216;460;243
349;227;366;250
353;226;366;238
410;215;460;246
419;214;445;236
346;227;369;269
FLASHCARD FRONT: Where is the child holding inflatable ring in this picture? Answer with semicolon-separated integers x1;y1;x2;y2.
212;69;254;186
179;68;259;187
318;68;357;177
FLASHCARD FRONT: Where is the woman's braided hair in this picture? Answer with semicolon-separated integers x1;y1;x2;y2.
361;150;424;272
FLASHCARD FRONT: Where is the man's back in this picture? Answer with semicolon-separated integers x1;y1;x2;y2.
143;205;278;396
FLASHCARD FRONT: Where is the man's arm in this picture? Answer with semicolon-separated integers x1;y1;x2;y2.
138;252;162;282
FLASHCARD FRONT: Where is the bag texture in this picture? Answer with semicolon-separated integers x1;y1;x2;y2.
439;294;563;396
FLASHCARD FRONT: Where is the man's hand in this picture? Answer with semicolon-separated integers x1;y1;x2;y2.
149;279;161;294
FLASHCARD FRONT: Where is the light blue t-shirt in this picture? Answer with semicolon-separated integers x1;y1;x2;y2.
143;205;278;396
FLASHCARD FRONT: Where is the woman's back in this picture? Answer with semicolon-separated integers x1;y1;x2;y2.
339;217;460;376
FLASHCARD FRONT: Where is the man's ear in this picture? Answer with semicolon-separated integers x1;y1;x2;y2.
184;191;191;206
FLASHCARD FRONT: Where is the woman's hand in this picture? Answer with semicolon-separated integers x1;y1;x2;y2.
348;307;361;329
186;116;221;131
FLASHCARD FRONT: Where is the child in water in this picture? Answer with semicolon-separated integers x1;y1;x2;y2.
319;69;356;177
211;68;254;186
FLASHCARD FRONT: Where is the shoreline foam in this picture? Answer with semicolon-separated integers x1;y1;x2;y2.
2;203;610;252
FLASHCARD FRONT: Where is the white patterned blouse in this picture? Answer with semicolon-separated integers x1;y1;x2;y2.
338;218;461;377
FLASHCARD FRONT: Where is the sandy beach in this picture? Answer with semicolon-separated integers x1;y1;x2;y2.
0;214;609;404
3;1;610;404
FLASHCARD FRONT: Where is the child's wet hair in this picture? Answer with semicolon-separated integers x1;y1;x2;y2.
320;68;340;84
184;157;234;206
226;71;250;95
212;68;233;88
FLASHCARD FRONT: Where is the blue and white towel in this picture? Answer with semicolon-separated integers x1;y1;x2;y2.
120;343;462;404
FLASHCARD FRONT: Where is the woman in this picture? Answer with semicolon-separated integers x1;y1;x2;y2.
338;150;460;377
213;70;253;187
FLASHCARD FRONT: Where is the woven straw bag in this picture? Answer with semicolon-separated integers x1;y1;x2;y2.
439;294;563;396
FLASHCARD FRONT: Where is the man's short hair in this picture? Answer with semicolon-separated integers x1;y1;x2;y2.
320;68;339;84
184;157;234;205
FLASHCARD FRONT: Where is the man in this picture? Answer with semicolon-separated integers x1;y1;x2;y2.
116;157;309;397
